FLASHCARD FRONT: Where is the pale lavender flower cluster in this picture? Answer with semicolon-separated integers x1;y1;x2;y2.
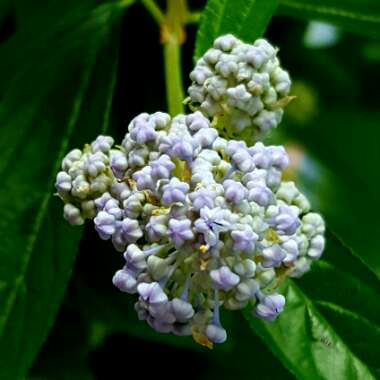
55;35;325;348
188;34;292;142
56;109;325;347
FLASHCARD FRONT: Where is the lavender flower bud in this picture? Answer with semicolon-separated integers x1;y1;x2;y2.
282;239;299;263
55;171;72;195
171;298;195;322
133;167;155;192
91;135;114;153
124;244;146;271
194;207;231;247
168;219;194;247
146;215;168;242
268;205;300;235
231;227;258;253
248;185;274;206
113;268;138;293
308;235;325;259
186;111;210;131
120;218;143;243
206;324;227;344
110;150;128;179
210;266;240;290
150;154;175;179
254;293;285;322
193;128;218;147
262;244;286;268
130;119;157;144
94;210;116;239
189;187;215;211
137;282;168;304
162;178;189;205
223;179;247;204
171;136;198;161
95;192;113;211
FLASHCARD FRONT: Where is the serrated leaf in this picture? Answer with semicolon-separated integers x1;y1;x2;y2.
278;0;380;38
244;232;380;379
195;0;278;60
0;2;129;379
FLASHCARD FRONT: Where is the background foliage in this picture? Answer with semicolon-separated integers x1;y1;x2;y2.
0;0;379;379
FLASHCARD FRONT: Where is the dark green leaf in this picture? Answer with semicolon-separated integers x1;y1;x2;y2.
286;110;380;276
195;0;278;60
278;0;380;38
244;232;380;379
0;2;130;378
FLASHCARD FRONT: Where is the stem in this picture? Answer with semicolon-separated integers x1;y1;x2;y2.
163;36;185;115
140;0;165;24
213;289;221;325
162;0;187;116
141;0;187;116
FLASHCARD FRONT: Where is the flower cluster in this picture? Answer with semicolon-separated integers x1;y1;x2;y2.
188;34;292;142
55;35;325;348
55;136;116;225
56;110;325;347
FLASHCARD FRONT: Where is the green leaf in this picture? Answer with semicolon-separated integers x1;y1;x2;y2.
278;0;380;38
244;232;380;379
195;0;278;60
0;2;129;379
286;110;380;276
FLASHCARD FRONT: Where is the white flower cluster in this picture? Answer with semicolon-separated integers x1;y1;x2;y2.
188;34;292;142
55;110;325;347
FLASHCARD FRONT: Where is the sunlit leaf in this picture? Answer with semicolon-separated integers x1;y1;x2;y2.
195;0;278;60
245;232;380;379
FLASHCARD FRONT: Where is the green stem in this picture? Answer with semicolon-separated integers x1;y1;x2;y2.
142;0;187;116
164;36;185;116
140;0;164;24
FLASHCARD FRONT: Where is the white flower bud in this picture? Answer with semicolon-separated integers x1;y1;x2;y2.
63;204;84;225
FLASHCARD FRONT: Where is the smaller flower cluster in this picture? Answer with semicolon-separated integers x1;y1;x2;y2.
56;111;325;347
188;34;292;142
55;136;117;225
